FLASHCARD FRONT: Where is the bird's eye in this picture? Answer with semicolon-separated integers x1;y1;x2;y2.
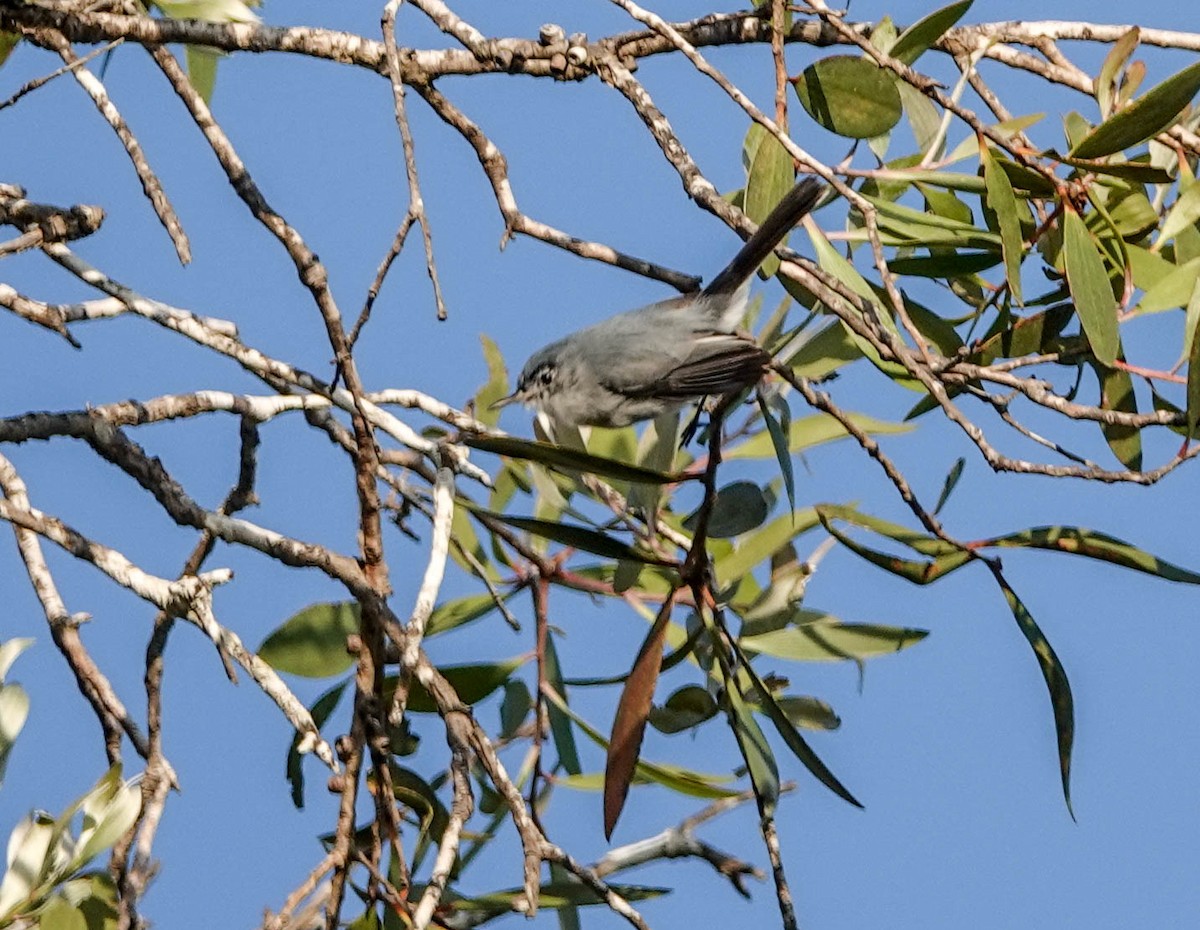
538;367;554;386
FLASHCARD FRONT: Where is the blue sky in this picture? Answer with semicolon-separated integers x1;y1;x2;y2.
2;1;1199;927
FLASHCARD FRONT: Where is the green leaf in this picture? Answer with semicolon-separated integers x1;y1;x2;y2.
1134;256;1200;314
544;635;582;775
745;131;796;278
259;602;359;677
683;481;769;539
1157;179;1200;248
774;695;841;731
648;685;719;734
727;411;911;459
714;509;821;584
741;619;928;661
758;393;796;514
287;682;347;808
1062;208;1120;365
1071;59;1200;159
1096;27;1140;119
891;0;973;66
542;686;738;798
426;592;509;637
398;656;526;713
887;251;1002;277
499;680;532;739
1091;360;1142;470
983;525;1200;583
738;653;860;808
185;45;221;103
724;677;780;814
0;32;19;69
1188;282;1200;440
472;510;670;565
934;457;965;515
786;320;864;380
463;434;685;486
474;334;510;428
982;145;1025;304
793;55;903;139
992;574;1075;817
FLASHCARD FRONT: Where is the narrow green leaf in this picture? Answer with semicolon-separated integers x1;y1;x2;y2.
891;0;973;66
1071;59;1200;158
472;509;671;565
1096;27;1140;118
544;635;582;775
983;525;1200;583
793;55;903;139
745;131;796;278
714;509;821;584
426;592;509;637
1062;208;1120;365
817;508;971;584
758;393;796;514
741;619;928;662
259;602;359;678
542;686;738;798
463;434;685;486
933;457;965;515
474;334;510;428
1090;360;1143;470
982;145;1025;305
1157;179;1200;248
1184;279;1200;440
774;695;841;731
816;503;962;556
887;251;1002;277
738;654;860;807
724;678;780;814
992;574;1075;817
729;411;911;460
184;45;221;104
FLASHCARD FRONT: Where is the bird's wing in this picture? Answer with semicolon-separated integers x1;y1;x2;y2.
604;333;770;399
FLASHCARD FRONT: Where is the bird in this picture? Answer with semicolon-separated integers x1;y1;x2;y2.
492;178;823;430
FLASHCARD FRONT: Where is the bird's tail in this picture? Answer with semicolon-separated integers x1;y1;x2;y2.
701;177;824;300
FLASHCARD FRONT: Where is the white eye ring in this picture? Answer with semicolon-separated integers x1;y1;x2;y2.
539;368;554;385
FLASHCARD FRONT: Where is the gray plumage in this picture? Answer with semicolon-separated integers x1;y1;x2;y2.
495;178;823;429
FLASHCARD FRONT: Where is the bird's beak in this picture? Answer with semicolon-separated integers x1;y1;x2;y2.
489;390;521;411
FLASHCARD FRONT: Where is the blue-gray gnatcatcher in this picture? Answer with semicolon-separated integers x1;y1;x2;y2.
493;178;823;429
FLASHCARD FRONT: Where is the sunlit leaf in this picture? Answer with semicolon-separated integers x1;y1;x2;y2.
983;525;1200;583
741;619;928;662
714;509;821;585
1096;27;1140;119
1062;207;1120;365
793;55;903;139
728;411;911;460
1071;59;1200;159
745;131;796;278
259;602;359;678
890;0;973;66
982;144;1025;305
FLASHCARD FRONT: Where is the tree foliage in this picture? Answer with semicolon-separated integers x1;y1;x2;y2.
1;1;1200;928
